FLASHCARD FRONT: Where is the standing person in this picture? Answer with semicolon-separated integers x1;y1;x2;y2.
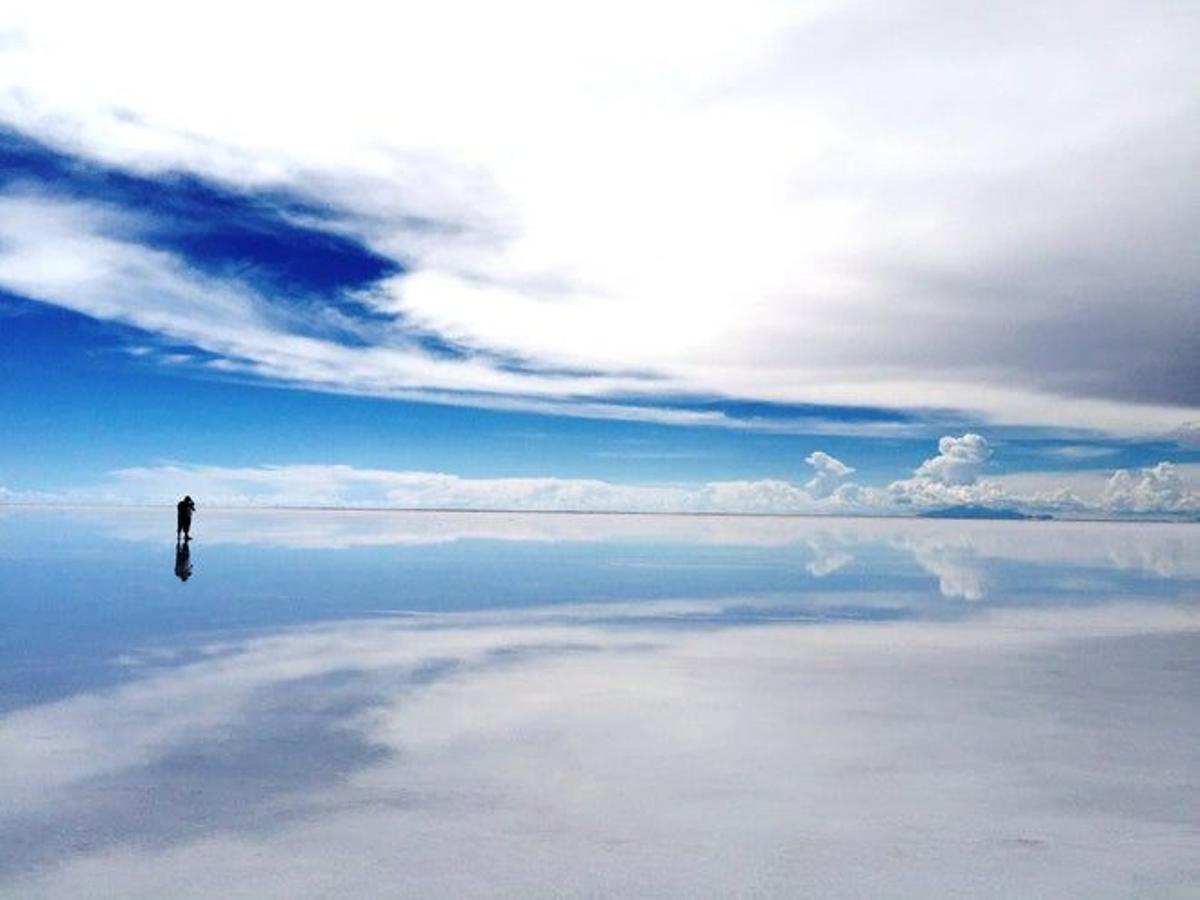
176;495;196;541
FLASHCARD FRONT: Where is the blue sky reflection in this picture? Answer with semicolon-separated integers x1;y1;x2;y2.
0;510;1197;897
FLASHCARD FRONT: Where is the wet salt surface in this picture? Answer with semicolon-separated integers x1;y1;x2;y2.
1;508;1197;897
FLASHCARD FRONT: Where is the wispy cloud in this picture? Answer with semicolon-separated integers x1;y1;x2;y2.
1;1;1198;435
1041;445;1121;460
0;191;940;437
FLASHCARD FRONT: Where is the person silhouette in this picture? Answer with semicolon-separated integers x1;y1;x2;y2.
174;539;193;581
176;495;196;541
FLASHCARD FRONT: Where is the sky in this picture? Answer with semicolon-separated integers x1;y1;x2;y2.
0;0;1198;517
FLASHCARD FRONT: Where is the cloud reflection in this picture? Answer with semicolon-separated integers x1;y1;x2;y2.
1;598;1197;897
69;508;1200;599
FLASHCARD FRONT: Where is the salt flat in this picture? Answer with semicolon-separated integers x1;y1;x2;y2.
1;509;1197;898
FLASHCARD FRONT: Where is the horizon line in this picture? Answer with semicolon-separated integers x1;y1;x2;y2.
1;501;1194;525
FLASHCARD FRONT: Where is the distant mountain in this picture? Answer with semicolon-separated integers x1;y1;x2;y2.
918;504;1050;521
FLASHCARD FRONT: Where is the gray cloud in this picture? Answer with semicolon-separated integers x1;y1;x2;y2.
0;1;1197;433
746;0;1200;408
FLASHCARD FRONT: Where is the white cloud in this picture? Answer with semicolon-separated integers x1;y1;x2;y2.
886;434;1200;517
888;432;1005;509
5;431;1197;518
887;474;1007;511
876;432;1195;518
1103;462;1200;515
803;450;855;499
0;1;1198;434
914;433;992;485
0;195;923;437
3;445;879;515
994;463;1200;518
1171;422;1200;449
1042;445;1120;460
0;193;701;422
0;483;61;505
83;462;861;516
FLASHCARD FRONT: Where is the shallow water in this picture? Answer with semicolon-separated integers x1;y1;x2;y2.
1;508;1197;897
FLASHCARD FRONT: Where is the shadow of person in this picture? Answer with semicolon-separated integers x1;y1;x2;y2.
174;539;193;582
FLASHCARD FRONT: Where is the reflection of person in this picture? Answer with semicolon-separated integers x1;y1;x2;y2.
174;539;192;581
176;495;196;541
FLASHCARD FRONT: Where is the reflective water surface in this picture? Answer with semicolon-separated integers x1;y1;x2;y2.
1;509;1197;897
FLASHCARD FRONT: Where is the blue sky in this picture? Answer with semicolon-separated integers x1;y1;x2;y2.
0;1;1197;516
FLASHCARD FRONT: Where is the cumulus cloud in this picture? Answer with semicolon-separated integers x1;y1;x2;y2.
3;433;1195;518
887;433;1004;509
913;433;992;485
886;434;1200;517
0;446;876;515
0;1;1198;434
803;451;855;499
91;461;888;516
992;463;1200;519
1103;462;1200;515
